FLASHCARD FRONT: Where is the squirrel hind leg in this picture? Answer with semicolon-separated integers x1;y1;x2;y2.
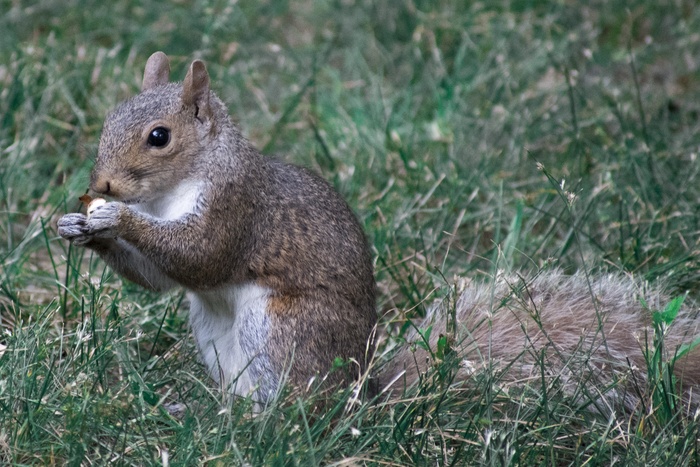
265;293;376;396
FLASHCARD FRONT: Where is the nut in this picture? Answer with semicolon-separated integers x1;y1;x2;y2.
87;198;107;218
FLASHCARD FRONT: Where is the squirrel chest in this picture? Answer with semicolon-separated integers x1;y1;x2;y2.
132;180;203;220
136;181;277;398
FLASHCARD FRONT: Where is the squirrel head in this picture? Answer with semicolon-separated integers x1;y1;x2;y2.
91;52;222;202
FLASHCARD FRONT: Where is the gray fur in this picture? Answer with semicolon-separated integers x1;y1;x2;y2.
239;306;278;400
58;52;376;402
381;270;700;413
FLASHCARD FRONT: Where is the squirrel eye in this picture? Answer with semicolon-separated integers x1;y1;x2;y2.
147;127;170;147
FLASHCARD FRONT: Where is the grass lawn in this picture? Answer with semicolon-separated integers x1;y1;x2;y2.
2;0;700;464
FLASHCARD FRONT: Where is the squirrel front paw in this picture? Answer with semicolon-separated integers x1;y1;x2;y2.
86;202;127;238
57;213;94;246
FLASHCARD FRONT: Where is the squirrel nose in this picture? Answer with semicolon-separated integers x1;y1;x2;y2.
91;177;112;196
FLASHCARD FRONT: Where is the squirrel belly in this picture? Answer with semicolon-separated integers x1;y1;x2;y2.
188;284;277;402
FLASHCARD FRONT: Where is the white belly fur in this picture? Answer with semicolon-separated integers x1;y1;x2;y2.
188;282;276;402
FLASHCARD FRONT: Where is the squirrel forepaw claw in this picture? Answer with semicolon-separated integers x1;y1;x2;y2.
57;213;93;245
86;202;124;238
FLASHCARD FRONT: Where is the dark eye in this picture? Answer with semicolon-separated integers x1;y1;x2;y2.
147;127;170;147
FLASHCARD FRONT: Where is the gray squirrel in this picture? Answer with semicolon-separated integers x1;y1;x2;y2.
58;52;700;412
58;52;376;402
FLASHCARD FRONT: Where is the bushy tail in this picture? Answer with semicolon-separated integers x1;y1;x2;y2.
378;270;700;413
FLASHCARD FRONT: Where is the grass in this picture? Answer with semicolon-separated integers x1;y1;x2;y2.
2;0;700;464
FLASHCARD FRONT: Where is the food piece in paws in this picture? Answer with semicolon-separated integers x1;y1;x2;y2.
86;198;107;218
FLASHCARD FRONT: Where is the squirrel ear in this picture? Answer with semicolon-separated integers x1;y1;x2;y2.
142;52;171;90
182;60;211;120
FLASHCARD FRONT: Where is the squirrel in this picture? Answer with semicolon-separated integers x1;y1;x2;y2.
59;52;700;413
58;52;376;403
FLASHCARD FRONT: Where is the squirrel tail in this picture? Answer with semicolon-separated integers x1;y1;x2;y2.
376;269;700;413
